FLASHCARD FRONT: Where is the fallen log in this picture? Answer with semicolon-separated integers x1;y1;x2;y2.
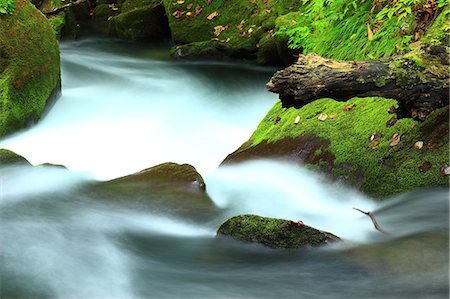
41;0;87;15
267;44;449;120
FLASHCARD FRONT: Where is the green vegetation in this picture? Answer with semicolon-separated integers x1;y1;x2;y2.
275;0;449;60
248;97;449;198
0;148;31;166
0;0;15;14
0;0;60;137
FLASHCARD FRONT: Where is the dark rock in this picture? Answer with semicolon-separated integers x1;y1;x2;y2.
217;214;340;249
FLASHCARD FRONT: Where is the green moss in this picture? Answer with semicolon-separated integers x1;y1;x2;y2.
162;0;300;61
120;0;157;12
217;214;339;249
421;8;450;45
0;148;31;166
0;0;60;137
248;97;449;199
109;4;170;40
48;12;66;35
94;4;118;20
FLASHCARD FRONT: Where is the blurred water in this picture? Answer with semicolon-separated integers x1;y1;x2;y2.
0;39;448;299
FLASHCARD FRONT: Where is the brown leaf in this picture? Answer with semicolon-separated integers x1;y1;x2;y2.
414;141;424;149
439;164;450;176
412;123;416;129
274;116;281;124
330;113;338;119
419;162;432;173
236;22;244;30
205;0;212;4
214;25;228;36
195;5;202;15
343;104;356;112
389;134;401;147
427;142;438;149
386;117;397;128
367;24;374;41
370;141;379;149
207;11;218;20
186;3;193;9
369;132;382;141
318;113;328;121
172;10;185;18
387;105;396;114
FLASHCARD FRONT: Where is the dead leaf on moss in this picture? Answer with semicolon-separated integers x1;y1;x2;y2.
186;3;193;9
274;116;281;124
330;113;338;119
207;11;218;20
177;0;184;4
214;25;228;36
389;134;401;147
294;115;300;124
318;113;328;121
367;24;374;41
172;10;185;18
419;162;432;173
386;117;397;128
387;105;396;114
369;132;382;141
370;141;379;149
439;164;450;176
195;5;202;15
414;141;424;149
343;104;356;111
427;142;438;149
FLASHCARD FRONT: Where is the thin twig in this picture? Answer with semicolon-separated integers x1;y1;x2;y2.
353;207;388;234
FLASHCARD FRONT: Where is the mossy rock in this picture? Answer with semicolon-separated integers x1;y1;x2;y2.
0;149;31;166
94;4;118;21
223;97;449;199
109;3;171;40
162;0;300;63
217;214;340;249
91;162;216;221
0;0;61;137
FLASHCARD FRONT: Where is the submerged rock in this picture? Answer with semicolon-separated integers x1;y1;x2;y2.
0;0;61;137
217;214;340;249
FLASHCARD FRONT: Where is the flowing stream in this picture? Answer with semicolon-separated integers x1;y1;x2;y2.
0;38;448;299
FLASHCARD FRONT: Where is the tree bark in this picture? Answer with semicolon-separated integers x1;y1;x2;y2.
267;44;449;120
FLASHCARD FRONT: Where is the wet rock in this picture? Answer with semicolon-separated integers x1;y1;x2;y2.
217;214;340;249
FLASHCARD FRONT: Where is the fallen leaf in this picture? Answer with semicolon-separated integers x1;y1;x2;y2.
386;117;398;128
318;113;328;121
177;0;184;4
205;0;212;4
214;25;228;36
210;37;219;41
274;116;281;124
439;164;450;176
371;141;379;149
343;104;356;111
186;3;193;9
414;141;423;149
427;143;438;149
207;11;218;20
195;5;202;15
419;162;432;173
369;132;382;141
294;115;300;124
389;134;401;147
367;24;374;41
236;23;243;30
331;113;338;119
412;123;416;128
387;105;396;114
172;10;185;18
248;28;253;34
186;11;192;16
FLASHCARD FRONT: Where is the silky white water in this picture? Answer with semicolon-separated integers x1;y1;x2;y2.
0;39;448;299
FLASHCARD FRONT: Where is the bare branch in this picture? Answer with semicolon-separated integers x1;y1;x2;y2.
353;208;388;235
41;0;87;16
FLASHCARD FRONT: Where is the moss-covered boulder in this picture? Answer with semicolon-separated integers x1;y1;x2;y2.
223;97;449;199
0;149;31;166
217;214;340;249
163;0;299;64
0;0;60;137
109;0;170;40
91;162;215;220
